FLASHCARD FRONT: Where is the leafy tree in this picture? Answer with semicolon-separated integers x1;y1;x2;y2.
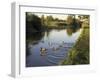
66;15;74;25
26;12;42;35
41;15;45;26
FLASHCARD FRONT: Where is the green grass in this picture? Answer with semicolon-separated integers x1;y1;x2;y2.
62;27;89;65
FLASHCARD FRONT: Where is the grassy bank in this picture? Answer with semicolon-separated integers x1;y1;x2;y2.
62;27;89;65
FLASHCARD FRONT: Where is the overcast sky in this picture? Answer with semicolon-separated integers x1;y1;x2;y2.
27;12;81;20
35;13;68;20
31;13;79;20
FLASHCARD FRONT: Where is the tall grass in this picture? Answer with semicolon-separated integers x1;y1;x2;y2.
62;27;89;65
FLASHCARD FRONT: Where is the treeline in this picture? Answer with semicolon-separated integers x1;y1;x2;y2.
26;12;44;36
26;12;89;35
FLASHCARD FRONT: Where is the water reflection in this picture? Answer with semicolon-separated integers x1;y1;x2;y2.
66;25;80;36
26;32;45;56
26;32;45;43
26;26;82;67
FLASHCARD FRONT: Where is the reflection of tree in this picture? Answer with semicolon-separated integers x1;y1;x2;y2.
66;25;80;36
66;28;73;36
26;43;31;56
46;31;50;38
26;32;45;56
26;32;45;44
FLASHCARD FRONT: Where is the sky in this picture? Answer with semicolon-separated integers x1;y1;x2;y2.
27;12;82;20
28;12;79;20
34;13;68;20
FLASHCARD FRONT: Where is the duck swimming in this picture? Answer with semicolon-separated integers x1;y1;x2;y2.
40;47;47;56
40;47;47;51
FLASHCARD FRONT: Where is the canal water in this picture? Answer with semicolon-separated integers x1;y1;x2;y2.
26;27;82;67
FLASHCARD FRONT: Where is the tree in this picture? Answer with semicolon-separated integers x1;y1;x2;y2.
26;12;42;35
66;15;74;25
47;15;54;21
45;16;54;26
41;15;45;26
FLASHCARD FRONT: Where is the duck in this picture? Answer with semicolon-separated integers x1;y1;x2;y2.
40;47;47;52
40;47;47;56
40;51;47;56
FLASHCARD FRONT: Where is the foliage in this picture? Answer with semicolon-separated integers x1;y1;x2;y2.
26;12;43;35
66;15;74;25
62;27;89;65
